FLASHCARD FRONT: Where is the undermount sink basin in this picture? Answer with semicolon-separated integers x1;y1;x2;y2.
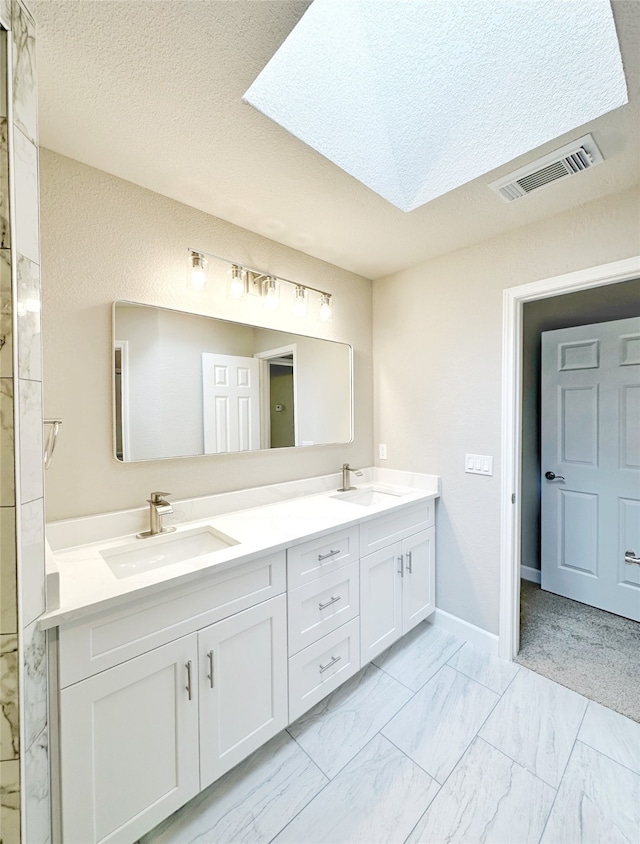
101;526;239;579
331;487;402;507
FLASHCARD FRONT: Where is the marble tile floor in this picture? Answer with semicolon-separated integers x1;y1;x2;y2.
143;621;640;844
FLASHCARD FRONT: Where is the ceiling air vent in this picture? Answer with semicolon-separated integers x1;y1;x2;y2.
489;134;604;202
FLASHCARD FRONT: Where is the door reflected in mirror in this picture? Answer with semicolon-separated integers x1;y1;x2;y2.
113;301;353;462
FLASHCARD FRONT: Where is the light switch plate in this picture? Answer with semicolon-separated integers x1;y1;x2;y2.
465;453;493;476
379;443;388;460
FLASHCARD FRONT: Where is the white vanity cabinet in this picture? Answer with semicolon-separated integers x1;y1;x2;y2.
57;552;287;844
360;504;435;664
50;492;437;844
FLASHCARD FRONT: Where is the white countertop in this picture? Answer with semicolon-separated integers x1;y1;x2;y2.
41;469;439;630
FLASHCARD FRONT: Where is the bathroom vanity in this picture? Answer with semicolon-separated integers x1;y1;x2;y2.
41;471;438;843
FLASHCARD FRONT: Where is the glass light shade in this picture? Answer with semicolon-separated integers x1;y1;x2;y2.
228;265;246;298
263;277;280;310
319;293;332;322
293;286;308;317
190;251;207;290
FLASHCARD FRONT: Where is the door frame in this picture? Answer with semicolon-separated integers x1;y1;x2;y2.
499;255;640;660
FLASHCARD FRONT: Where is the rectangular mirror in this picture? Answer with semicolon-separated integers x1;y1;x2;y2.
113;301;353;462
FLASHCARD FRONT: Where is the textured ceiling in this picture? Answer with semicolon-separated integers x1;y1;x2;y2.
31;0;640;279
245;0;627;212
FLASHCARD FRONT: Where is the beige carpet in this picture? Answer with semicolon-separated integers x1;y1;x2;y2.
516;580;640;723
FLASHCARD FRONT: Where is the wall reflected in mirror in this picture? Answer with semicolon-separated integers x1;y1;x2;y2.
113;302;353;462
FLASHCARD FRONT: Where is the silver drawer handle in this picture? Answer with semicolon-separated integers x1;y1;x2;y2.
319;655;341;673
625;550;640;566
398;554;404;577
318;549;341;562
318;595;342;611
186;660;193;701
406;550;413;574
207;650;214;688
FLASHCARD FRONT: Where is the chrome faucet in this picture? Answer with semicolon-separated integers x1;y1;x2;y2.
338;463;363;492
137;491;176;538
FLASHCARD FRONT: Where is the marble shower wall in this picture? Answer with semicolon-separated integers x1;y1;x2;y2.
1;2;47;842
0;13;20;842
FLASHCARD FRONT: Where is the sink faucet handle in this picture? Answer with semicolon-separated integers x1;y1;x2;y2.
343;464;363;477
150;491;171;504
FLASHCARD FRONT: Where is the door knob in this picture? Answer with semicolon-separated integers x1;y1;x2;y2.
544;471;565;481
625;550;640;566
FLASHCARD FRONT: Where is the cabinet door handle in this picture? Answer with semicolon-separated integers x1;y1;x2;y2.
318;549;341;562
406;550;413;574
398;555;404;577
319;655;341;673
207;650;214;688
318;595;342;611
185;660;193;701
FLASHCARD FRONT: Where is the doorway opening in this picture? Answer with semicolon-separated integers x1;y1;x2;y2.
499;256;640;659
519;299;640;721
268;358;295;449
114;341;130;461
254;344;298;449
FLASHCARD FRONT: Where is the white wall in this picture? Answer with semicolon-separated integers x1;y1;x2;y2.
373;187;640;634
41;150;373;520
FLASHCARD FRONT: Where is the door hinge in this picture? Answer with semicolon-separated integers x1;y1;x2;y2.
511;493;516;504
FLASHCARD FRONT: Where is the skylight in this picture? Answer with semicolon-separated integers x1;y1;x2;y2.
244;0;628;212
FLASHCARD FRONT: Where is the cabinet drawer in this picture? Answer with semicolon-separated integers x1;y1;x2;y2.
59;552;285;687
288;618;360;722
288;562;359;655
287;527;359;590
360;502;434;555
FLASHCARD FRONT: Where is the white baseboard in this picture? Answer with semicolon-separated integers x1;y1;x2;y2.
430;609;500;656
521;565;541;585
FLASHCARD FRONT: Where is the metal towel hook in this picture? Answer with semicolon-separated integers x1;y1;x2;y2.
43;419;62;470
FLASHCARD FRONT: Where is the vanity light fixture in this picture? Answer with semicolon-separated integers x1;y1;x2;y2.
190;251;207;290
262;276;280;310
188;249;334;320
228;264;247;298
319;293;333;322
293;285;308;317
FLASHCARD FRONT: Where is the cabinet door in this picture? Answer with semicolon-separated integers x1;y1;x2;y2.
60;635;199;844
402;527;436;634
199;594;288;789
360;544;403;664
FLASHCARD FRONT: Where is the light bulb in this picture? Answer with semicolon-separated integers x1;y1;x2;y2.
190;251;207;290
228;265;246;299
319;293;332;322
293;286;308;317
263;277;280;310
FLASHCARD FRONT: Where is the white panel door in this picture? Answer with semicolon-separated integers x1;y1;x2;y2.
202;353;260;453
198;595;288;789
541;317;640;620
60;635;199;844
360;543;403;664
402;528;436;633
